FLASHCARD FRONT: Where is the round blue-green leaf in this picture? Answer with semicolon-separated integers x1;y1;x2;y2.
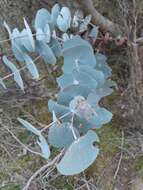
36;41;56;64
35;8;51;30
51;4;60;25
88;107;113;126
78;66;105;86
57;7;71;32
18;118;50;159
49;38;62;57
57;74;74;88
73;70;97;90
43;23;51;43
57;84;92;106
62;36;96;73
48;122;79;148
36;28;45;41
57;130;99;175
48;99;70;117
95;53;112;78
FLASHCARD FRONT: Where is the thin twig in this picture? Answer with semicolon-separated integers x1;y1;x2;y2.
1;123;43;157
113;130;124;179
40;112;71;132
23;150;64;190
0;32;63;44
2;55;41;80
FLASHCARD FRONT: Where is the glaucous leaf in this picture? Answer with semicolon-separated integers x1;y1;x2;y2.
57;7;71;32
12;44;25;62
18;118;50;159
57;84;93;106
36;41;56;64
23;18;35;52
57;73;74;88
57;69;98;90
36;28;45;41
2;56;24;91
43;24;51;43
35;8;51;30
51;4;60;25
88;106;113;126
95;53;112;78
48;99;70;117
62;36;96;73
23;54;39;80
37;135;50;159
57;130;99;175
4;23;25;61
79;15;91;32
78;65;105;86
12;28;23;49
89;26;98;38
17;118;41;136
48;122;79;148
12;28;27;61
49;38;62;57
20;29;32;52
72;69;97;89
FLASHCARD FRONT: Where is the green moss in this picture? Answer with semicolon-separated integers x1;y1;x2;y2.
107;91;120;103
23;99;51;124
50;176;74;190
17;155;33;168
97;123;121;155
134;156;143;173
17;130;31;143
86;122;121;189
0;184;20;190
0;172;8;181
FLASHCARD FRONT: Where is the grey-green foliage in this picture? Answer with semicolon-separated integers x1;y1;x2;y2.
1;4;115;176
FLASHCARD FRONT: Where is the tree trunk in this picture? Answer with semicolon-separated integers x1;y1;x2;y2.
128;43;143;129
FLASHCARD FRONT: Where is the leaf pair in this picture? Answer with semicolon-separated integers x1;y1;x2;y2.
18;118;50;159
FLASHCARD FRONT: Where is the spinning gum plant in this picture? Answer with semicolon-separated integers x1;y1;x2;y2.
0;4;115;176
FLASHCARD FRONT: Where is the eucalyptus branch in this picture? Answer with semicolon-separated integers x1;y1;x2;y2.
2;55;41;81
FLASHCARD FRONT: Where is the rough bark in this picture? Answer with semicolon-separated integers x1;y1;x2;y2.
128;43;143;129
